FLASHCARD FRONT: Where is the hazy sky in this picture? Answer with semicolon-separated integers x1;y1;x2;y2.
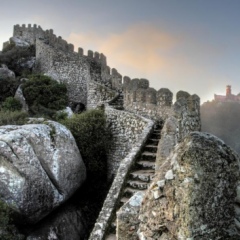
1;0;240;103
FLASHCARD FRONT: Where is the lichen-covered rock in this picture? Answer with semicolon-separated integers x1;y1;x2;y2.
0;64;15;80
14;85;29;112
156;116;178;171
10;37;29;47
138;132;240;239
26;205;87;240
0;120;86;224
117;191;145;240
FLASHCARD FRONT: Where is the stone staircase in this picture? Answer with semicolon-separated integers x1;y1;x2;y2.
105;125;162;240
109;93;124;110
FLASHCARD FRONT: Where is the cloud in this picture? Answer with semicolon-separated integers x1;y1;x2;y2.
68;24;179;72
67;24;222;103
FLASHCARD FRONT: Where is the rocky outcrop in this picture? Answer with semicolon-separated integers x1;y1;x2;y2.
138;132;240;239
14;85;29;112
10;37;29;48
26;205;87;240
0;120;86;224
117;191;145;240
0;64;15;80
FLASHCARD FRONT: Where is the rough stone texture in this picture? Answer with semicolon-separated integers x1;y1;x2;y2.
117;191;145;240
124;79;173;123
105;106;150;177
89;116;154;240
156;116;178;170
14;85;29;112
87;80;117;109
10;37;29;47
35;39;90;107
57;106;73;118
156;93;201;170
0;64;15;80
138;132;240;240
0;120;86;224
26;205;87;240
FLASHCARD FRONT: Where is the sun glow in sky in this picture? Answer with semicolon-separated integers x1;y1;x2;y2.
1;0;240;103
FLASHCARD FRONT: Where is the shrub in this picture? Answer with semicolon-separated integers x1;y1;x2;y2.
61;109;111;178
2;43;16;53
0;111;28;126
0;45;35;76
0;78;19;104
22;74;68;116
1;97;22;112
0;199;17;240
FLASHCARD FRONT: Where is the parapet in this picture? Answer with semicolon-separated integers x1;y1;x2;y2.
176;90;191;100
124;78;172;107
145;88;157;104
13;24;108;63
156;88;173;107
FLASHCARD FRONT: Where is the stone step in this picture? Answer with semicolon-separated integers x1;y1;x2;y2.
152;132;161;139
127;180;149;190
120;197;130;204
137;161;155;170
144;144;158;153
130;169;155;182
124;187;146;195
141;151;157;161
147;138;160;146
106;234;117;240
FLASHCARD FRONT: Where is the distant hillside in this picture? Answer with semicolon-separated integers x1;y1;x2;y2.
201;100;240;154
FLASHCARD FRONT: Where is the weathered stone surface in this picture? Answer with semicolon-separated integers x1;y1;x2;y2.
105;106;149;176
57;107;73;118
14;85;29;112
138;132;240;239
44;72;60;83
117;191;145;240
10;37;29;47
0;120;86;224
156;116;178;170
0;64;15;80
26;205;87;240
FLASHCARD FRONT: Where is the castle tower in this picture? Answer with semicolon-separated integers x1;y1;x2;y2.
226;85;232;97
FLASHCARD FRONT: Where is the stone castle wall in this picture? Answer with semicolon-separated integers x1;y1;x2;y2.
156;91;201;170
105;105;150;177
35;39;90;106
89;113;154;240
123;78;174;122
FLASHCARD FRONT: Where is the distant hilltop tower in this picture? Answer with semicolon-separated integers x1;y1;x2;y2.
226;85;232;97
214;85;240;102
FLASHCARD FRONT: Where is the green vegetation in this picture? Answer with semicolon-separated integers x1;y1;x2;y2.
22;74;68;118
0;111;28;126
0;78;19;105
61;109;112;236
0;199;17;240
0;45;35;77
201;101;240;154
1;97;22;112
61;109;111;178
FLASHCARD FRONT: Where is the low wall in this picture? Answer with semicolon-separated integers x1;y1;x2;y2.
105;106;151;177
89;114;153;240
125;102;172;122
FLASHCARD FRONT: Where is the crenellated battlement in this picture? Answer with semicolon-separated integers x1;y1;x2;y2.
123;77;173;107
12;24;107;65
